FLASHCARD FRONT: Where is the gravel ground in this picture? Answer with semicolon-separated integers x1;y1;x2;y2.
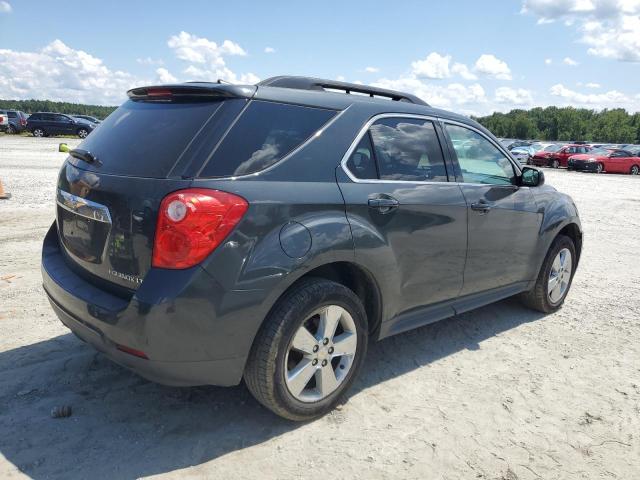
0;135;639;480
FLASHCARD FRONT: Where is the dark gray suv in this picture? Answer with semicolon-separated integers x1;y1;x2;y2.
42;76;582;420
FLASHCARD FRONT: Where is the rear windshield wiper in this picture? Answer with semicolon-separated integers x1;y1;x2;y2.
69;149;101;166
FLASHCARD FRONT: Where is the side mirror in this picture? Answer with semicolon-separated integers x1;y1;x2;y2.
59;143;70;153
521;166;544;187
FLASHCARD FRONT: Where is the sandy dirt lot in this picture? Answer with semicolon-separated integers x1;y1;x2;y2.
0;135;639;480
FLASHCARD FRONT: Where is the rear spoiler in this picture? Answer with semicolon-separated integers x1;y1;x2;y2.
127;83;257;101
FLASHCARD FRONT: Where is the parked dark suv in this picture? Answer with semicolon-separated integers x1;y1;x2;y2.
27;112;95;138
42;76;582;420
0;110;28;134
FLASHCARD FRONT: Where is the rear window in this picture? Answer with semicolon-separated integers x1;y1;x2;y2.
199;100;336;177
75;99;231;178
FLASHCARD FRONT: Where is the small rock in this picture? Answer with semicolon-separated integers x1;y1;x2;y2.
51;405;72;419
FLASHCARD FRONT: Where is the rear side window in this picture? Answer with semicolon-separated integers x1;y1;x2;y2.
346;117;448;182
370;118;448;182
346;134;378;179
199;101;336;177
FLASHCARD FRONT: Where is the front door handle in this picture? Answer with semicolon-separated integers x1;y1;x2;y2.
368;196;399;214
470;200;492;213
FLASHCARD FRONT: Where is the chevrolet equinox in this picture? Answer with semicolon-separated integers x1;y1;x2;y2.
42;76;583;420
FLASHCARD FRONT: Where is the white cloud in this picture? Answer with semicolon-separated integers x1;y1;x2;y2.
167;31;258;84
549;83;634;108
156;67;177;84
0;1;11;13
374;76;487;115
411;52;452;79
264;47;276;54
585;82;601;88
451;62;478;80
137;57;164;66
474;54;512;80
523;0;640;62
544;58;553;65
563;56;579;65
0;33;260;105
364;66;380;73
0;40;143;105
495;87;534;105
410;52;478;81
167;31;246;64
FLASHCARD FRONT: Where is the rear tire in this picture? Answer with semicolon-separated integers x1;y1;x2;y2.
244;278;368;421
6;125;15;134
520;235;576;313
32;128;45;138
631;165;639;175
77;128;89;138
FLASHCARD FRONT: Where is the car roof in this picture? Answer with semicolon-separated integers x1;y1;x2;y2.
132;76;486;135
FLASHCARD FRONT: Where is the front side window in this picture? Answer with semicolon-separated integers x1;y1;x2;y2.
445;124;516;185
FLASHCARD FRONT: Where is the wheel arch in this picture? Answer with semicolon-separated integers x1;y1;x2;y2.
265;261;383;339
557;222;583;265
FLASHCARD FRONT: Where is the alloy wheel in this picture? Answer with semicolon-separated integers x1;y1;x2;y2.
631;165;639;175
33;129;44;137
597;163;604;173
284;305;357;402
548;248;572;304
78;129;88;138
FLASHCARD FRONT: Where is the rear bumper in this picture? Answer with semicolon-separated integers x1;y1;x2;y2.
42;223;266;387
530;157;549;167
47;295;242;386
567;160;598;172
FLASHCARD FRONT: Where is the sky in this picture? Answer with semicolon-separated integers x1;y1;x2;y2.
1;0;639;116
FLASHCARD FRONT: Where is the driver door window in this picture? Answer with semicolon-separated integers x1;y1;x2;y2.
444;124;516;185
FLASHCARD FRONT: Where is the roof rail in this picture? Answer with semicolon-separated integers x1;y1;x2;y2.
257;76;429;106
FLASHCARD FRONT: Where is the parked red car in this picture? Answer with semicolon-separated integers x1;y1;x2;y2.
532;144;591;168
568;148;640;174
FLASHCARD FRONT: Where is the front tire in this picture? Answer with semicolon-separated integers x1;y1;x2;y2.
520;235;576;313
244;278;368;421
631;165;639;175
552;159;560;169
596;162;604;174
6;125;15;134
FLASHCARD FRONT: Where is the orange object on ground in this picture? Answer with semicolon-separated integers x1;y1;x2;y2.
0;179;11;199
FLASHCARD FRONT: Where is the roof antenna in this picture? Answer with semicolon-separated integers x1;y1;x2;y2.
216;78;233;85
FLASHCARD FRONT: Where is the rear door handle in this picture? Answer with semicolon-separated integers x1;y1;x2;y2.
368;196;399;214
470;200;491;213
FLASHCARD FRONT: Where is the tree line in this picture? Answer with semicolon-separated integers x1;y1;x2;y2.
3;99;639;144
474;107;640;144
0;99;117;120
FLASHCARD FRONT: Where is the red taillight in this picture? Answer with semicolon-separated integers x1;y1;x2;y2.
147;88;172;97
152;188;248;269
